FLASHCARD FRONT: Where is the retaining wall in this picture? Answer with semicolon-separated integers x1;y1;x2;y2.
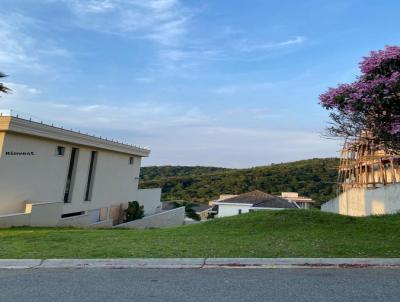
114;207;185;229
322;183;400;216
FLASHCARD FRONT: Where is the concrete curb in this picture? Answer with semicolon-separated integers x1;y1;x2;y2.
1;258;400;269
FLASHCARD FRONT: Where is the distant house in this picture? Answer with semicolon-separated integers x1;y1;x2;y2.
213;190;299;217
280;192;315;209
162;201;213;221
192;203;213;220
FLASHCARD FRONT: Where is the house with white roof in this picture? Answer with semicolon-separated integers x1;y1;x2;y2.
213;190;299;218
0;110;161;227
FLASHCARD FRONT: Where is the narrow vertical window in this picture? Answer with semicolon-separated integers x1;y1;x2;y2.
85;151;98;201
129;156;134;165
64;148;79;203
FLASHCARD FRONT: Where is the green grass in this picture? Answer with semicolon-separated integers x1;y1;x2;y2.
0;210;399;258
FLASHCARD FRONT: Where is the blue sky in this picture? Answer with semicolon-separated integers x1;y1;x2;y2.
1;0;400;167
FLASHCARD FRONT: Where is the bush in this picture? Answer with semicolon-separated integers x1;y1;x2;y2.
124;201;144;222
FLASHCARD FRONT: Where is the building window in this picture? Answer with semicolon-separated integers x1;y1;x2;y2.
129;156;134;165
64;148;79;203
56;146;65;156
238;209;242;215
84;151;98;201
61;211;85;219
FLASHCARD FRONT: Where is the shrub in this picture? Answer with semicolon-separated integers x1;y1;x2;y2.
124;201;144;222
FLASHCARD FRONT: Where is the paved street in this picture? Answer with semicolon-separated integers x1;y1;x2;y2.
0;268;399;302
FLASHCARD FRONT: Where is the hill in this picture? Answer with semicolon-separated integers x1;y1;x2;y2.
2;210;400;258
140;158;339;206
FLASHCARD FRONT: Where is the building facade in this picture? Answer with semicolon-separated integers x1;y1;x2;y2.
0;113;161;227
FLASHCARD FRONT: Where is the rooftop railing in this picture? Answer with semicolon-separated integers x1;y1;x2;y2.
0;109;149;151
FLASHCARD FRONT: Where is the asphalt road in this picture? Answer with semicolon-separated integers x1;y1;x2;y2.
0;268;400;302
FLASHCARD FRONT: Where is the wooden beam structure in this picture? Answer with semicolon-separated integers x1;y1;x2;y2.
337;135;400;195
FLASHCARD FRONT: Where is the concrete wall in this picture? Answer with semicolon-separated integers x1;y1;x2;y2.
322;183;400;216
135;188;162;215
0;213;30;227
217;203;253;217
114;207;185;229
28;201;64;227
0;132;151;216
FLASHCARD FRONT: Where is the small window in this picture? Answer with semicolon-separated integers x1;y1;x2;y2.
238;209;242;215
56;146;65;156
61;211;85;219
129;157;134;165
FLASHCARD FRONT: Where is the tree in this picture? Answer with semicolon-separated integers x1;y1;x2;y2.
124;201;144;222
319;46;400;151
0;72;11;95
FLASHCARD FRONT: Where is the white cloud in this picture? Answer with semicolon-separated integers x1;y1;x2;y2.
235;36;305;52
0;13;71;73
62;0;190;46
223;107;278;120
143;126;339;167
0;82;207;132
0;14;41;70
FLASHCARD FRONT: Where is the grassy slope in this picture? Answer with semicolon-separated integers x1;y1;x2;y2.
1;210;399;258
140;158;339;205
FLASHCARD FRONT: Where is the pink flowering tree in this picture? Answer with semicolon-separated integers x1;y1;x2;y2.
319;46;400;151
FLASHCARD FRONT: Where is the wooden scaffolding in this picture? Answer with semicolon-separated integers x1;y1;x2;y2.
337;135;400;195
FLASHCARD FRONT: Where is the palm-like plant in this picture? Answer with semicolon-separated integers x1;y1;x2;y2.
0;72;11;95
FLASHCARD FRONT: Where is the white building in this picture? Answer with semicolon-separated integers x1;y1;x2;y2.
0;111;161;227
214;190;299;218
280;192;315;209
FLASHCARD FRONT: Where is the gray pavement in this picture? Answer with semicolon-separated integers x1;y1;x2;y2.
1;258;400;269
0;268;400;302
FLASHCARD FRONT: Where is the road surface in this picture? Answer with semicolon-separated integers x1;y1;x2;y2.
0;268;399;302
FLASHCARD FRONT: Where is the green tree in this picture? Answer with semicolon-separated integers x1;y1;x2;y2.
124;201;144;222
0;72;11;95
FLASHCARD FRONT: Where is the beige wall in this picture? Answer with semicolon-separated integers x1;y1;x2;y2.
322;183;400;216
0;213;30;227
114;207;185;229
135;188;163;215
0;132;160;219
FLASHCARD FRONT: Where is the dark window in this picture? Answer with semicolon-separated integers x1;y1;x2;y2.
238;209;242;215
84;151;98;201
129;156;134;165
64;148;79;203
61;211;85;219
56;146;65;156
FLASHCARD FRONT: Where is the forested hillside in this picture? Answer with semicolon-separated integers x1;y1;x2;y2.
140;158;339;206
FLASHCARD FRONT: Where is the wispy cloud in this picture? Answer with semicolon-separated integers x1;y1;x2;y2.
0;13;71;73
0;14;42;71
62;0;191;46
1;82;208;133
235;36;305;52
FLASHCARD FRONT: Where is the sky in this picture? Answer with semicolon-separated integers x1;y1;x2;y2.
1;0;400;168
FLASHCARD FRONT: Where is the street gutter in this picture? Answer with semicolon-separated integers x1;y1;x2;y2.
1;258;400;269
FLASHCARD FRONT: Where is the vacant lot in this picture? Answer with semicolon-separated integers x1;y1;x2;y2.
0;210;399;258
